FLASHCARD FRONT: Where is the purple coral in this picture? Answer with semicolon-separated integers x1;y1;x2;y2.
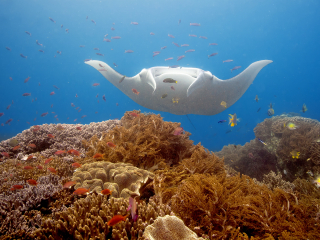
0;120;120;158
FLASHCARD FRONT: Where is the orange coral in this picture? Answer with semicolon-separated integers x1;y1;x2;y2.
83;111;195;170
170;173;320;239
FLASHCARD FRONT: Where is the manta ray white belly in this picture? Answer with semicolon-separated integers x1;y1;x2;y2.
85;60;272;115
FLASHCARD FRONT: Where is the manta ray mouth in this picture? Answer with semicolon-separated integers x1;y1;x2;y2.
151;67;199;78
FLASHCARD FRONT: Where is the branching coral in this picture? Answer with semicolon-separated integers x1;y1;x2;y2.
33;194;172;240
0;120;120;158
83;111;195;170
0;174;63;237
255;171;295;192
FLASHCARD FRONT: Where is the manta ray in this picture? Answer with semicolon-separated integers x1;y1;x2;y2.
85;60;272;115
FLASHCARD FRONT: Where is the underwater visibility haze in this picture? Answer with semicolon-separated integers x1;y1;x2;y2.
0;0;319;151
1;1;320;239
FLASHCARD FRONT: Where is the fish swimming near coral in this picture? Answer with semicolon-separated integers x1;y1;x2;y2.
107;214;129;226
290;150;300;159
85;60;272;115
267;103;274;116
228;113;238;127
301;103;307;113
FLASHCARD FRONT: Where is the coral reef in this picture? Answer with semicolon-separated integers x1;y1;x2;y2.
168;173;320;239
215;140;278;181
0;174;62;237
83;111;195;170
143;215;204;240
33;194;172;240
216;115;320;182
254;171;295;192
1;111;320;239
0;120;120;158
72;161;154;198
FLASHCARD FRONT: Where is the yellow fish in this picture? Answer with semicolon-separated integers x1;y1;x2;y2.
314;176;320;187
172;98;179;103
220;101;227;108
284;122;298;130
290;150;300;159
228;113;237;127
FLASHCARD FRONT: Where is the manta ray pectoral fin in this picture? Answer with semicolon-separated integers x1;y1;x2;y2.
217;60;273;108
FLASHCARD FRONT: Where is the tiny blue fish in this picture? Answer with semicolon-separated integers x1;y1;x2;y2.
218;120;227;124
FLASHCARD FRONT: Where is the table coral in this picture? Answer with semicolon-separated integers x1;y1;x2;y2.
72;161;154;198
143;215;204;240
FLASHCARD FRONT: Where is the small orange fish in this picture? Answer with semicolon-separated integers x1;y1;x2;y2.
27;179;38;186
63;181;77;188
106;142;116;148
107;214;129;226
129;112;139;117
68;149;80;156
12;145;21;151
73;188;90;195
55;150;66;155
132;88;139;95
76;127;82;130
37;165;43;170
44;158;53;164
100;188;112;195
48;134;55;138
28;144;36;148
71;162;82;168
48;167;57;174
32;126;41;132
12;185;23;190
93;153;104;159
24;165;33;170
1;152;9;157
27;155;34;160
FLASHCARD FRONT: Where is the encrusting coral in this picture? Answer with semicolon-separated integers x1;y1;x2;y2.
72;161;154;198
82;111;195;170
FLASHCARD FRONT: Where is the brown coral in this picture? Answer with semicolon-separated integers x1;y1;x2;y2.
72;161;154;198
169;173;320;239
82;111;195;170
33;194;172;240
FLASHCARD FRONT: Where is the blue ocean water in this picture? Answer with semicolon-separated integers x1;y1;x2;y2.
0;0;319;151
